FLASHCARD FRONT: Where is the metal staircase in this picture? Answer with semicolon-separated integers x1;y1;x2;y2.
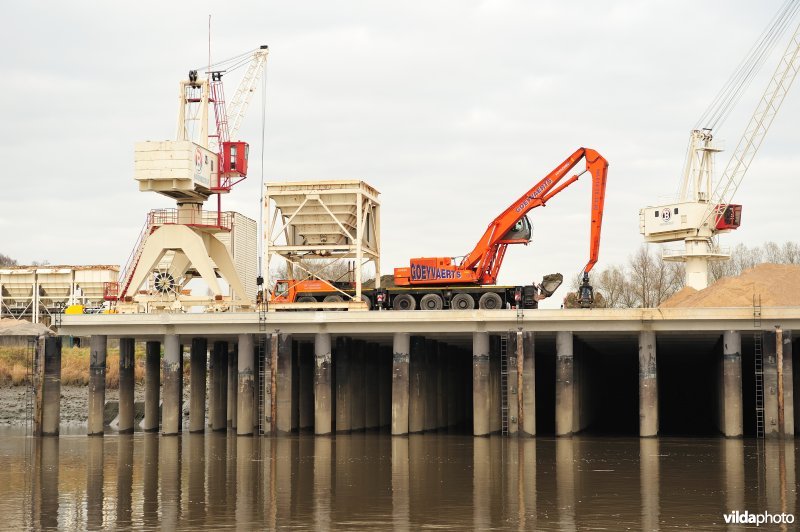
753;294;765;439
500;333;509;435
118;216;155;298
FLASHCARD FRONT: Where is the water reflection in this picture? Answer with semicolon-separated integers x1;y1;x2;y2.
0;432;797;530
86;437;103;530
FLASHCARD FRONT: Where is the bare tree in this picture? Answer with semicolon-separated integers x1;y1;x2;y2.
0;253;16;267
594;265;628;308
783;241;800;264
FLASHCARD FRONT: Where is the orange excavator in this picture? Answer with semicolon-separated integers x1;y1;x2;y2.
395;147;607;286
271;147;608;310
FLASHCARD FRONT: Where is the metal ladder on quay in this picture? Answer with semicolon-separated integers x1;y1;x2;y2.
753;294;765;439
500;333;509;435
257;304;268;435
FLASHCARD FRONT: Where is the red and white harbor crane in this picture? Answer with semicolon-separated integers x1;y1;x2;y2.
109;46;269;312
640;4;800;289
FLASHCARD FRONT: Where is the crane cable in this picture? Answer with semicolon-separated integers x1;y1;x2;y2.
695;0;800;131
257;54;269;280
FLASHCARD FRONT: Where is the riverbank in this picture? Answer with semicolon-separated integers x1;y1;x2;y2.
0;385;145;426
0;345;148;387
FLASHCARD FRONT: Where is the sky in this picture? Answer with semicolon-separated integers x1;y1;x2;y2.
2;1;799;308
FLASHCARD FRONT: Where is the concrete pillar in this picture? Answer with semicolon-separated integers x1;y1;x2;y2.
34;336;61;436
162;334;182;436
722;331;743;437
409;336;426;433
237;333;255;436
366;343;380;429
314;333;332;435
228;344;238;429
425;340;437;431
392;333;410;435
292;341;299;431
639;330;658;437
782;330;794;436
118;337;135;434
335;337;352;432
522;332;536;436
379;345;392;428
299;342;315;430
189;338;208;433
473;332;490;436
446;346;457;428
210;341;228;431
88;335;107;436
143;340;160;432
277;334;294;434
764;331;779;437
436;343;446;430
352;340;366;431
555;331;574;437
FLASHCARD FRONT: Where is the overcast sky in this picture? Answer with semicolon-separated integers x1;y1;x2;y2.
2;1;798;307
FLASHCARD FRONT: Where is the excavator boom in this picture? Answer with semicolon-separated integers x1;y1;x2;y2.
394;148;608;288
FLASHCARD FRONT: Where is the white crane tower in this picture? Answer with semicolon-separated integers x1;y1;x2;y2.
641;3;800;290
113;46;269;312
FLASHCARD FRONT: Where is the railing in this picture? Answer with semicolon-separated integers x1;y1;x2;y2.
148;208;232;231
118;216;153;297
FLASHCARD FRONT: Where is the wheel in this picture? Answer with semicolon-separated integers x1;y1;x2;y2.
360;294;372;310
478;292;503;310
322;295;343;303
392;293;417;311
419;293;443;310
297;296;316;303
450;293;475;310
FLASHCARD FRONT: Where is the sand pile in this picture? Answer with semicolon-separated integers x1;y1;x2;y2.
660;264;800;308
0;318;52;337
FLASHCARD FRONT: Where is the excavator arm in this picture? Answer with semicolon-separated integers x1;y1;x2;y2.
461;147;609;284
394;148;608;293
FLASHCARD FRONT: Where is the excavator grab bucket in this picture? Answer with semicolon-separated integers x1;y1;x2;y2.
538;273;564;298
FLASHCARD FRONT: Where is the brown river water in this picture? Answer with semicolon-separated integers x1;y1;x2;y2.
0;429;797;530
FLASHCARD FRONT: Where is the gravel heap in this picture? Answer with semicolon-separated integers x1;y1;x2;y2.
660;264;800;308
0;318;53;337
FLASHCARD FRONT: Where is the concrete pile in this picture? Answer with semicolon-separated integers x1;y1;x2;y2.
660;263;800;308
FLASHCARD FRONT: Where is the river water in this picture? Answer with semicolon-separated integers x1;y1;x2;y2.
0;429;796;530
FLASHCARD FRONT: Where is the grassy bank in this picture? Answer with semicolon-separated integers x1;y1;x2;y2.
0;345;148;388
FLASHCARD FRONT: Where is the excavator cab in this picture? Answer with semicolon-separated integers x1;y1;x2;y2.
499;215;532;243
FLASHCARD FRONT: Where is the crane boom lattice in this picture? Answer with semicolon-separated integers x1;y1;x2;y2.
705;21;800;227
